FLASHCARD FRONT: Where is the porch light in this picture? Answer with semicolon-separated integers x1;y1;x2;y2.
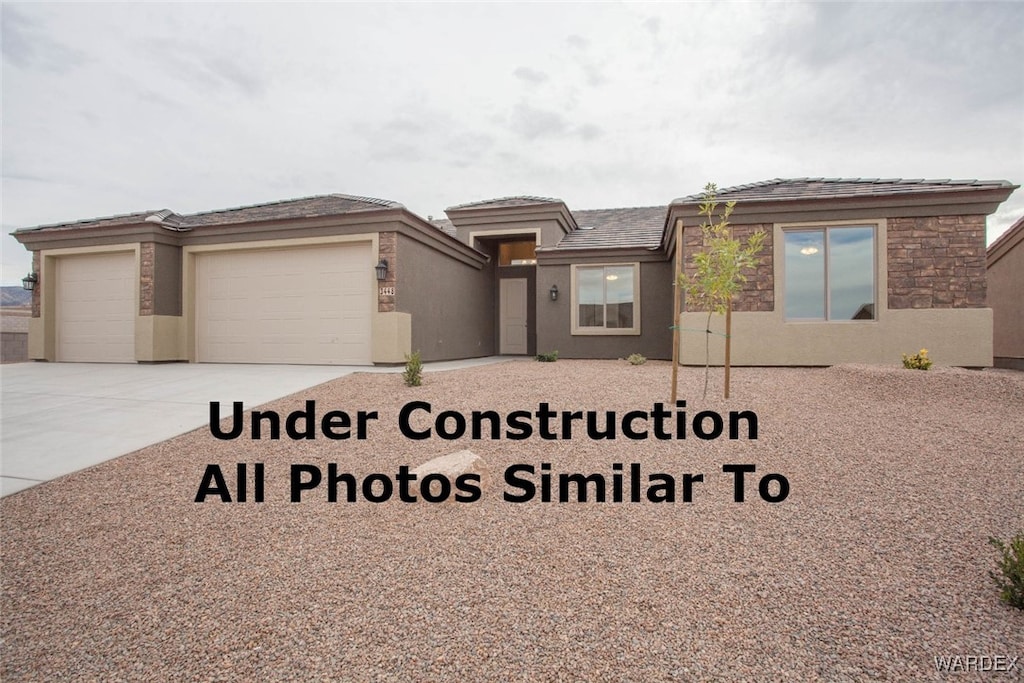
549;284;558;301
375;259;389;281
800;246;819;256
605;273;619;281
22;272;38;291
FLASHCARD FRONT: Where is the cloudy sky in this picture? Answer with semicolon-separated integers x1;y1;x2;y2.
2;2;1022;285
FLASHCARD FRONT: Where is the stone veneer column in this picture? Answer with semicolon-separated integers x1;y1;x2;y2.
140;242;155;316
31;251;41;318
377;232;397;313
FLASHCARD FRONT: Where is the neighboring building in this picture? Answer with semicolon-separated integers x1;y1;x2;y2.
987;215;1024;370
1;307;31;363
10;178;1017;367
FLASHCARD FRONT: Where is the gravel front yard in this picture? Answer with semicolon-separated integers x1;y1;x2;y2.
2;361;1022;681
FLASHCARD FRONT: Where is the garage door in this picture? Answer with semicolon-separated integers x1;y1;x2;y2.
57;251;136;362
196;244;373;365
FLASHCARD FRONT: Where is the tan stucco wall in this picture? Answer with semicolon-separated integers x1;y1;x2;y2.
678;307;993;367
135;315;185;362
372;312;413;364
988;235;1024;361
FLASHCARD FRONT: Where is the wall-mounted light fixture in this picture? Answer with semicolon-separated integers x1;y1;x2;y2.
375;259;389;281
549;284;558;301
22;272;38;291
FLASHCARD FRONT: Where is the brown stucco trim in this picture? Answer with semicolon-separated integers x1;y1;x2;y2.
537;248;666;265
446;202;578;233
662;187;1017;254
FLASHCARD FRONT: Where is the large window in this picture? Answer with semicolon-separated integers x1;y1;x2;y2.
573;264;640;334
783;225;875;320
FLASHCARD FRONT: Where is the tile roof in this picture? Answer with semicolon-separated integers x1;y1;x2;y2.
551;206;667;250
446;196;563;211
182;194;403;226
15;210;164;233
15;194;403;233
430;218;457;238
673;178;1017;204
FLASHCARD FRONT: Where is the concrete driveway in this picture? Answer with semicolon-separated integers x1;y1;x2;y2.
0;363;369;497
0;358;513;498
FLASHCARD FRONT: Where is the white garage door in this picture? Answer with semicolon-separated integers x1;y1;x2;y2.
57;251;136;362
196;244;373;365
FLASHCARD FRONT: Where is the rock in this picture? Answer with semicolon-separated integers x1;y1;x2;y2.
412;450;489;492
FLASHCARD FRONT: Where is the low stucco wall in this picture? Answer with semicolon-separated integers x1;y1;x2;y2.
135;315;185;362
678;307;993;367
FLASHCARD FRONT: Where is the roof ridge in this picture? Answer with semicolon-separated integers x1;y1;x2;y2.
15;209;162;233
184;193;401;217
674;177;1016;203
447;195;563;210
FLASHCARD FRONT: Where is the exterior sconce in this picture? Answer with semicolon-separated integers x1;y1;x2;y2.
375;259;389;282
22;272;38;291
549;284;558;301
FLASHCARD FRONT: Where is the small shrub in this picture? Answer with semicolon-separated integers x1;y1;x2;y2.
536;350;558;363
403;350;423;387
989;533;1024;610
627;353;647;366
902;348;933;370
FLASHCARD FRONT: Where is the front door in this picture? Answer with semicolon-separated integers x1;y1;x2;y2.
499;278;528;355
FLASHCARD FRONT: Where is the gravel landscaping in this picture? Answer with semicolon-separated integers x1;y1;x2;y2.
2;360;1022;681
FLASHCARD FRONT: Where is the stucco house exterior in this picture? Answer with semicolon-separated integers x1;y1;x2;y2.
986;215;1024;370
11;177;1017;367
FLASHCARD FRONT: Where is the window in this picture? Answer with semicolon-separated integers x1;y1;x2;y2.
498;241;537;266
572;264;640;334
783;225;875;320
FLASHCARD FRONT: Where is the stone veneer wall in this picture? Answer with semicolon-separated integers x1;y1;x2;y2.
887;216;987;309
682;223;774;312
377;231;397;313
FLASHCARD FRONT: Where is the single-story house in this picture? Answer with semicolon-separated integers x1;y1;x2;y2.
11;177;1017;367
986;215;1024;370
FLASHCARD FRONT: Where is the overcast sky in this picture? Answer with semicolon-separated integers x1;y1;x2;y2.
2;2;1022;285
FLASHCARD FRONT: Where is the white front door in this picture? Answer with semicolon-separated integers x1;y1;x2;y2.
499;278;528;355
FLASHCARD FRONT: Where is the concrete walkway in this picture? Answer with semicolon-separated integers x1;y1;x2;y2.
0;357;514;497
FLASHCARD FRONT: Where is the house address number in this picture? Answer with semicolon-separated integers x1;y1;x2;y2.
379;287;396;296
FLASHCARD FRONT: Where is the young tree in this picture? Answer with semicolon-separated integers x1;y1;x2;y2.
681;183;766;398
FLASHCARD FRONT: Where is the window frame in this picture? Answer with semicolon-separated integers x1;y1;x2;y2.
781;223;879;323
570;262;642;336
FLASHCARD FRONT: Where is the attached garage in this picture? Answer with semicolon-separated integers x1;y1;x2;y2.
194;243;373;365
56;251;136;362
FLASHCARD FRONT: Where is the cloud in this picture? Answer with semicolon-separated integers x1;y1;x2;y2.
1;6;88;73
643;16;661;36
513;66;548;85
566;34;588;49
509;103;570;140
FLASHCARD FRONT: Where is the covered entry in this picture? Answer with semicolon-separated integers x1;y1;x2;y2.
194;243;373;365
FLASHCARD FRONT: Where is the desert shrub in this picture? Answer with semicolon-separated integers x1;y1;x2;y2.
536;350;559;362
902;348;933;370
628;353;647;366
989;533;1024;610
403;350;423;387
